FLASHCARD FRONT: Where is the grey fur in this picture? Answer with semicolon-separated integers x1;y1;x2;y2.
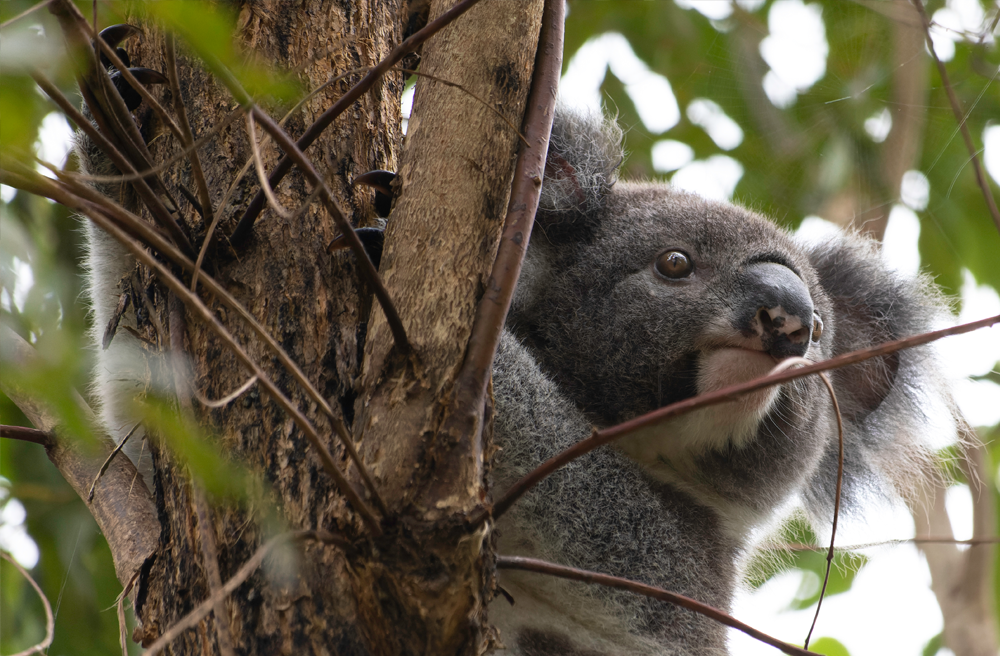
490;109;951;654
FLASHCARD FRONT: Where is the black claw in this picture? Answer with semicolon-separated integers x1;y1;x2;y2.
353;170;397;218
327;227;385;269
97;24;141;68
110;67;168;111
96;24;166;111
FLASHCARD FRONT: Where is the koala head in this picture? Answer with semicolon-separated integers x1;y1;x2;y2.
511;112;835;456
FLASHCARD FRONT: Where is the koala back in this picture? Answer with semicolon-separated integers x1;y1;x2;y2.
490;109;952;655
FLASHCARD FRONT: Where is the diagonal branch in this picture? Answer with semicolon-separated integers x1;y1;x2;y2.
82;201;385;536
496;556;819;656
482;312;1000;524
164;34;215;235
2;551;55;656
230;0;486;244
911;0;1000;234
0;323;159;592
1;164;386;516
209;58;411;354
140;530;349;656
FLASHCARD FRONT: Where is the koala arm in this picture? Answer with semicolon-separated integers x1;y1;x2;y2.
492;332;737;656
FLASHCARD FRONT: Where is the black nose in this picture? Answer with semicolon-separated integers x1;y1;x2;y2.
735;262;815;359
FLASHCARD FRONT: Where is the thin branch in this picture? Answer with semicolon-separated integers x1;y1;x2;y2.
31;69;194;256
87;21;184;142
87;421;141;502
52;0;187;227
2;552;55;656
481;312;1000;524
210;57;411;353
0;424;54;446
0;0;55;29
397;67;529;147
168;293;239;656
245;111;293;219
61;108;244;185
806;371;844;649
193;486;238;656
248;103;411;355
230;0;486;244
496;556;819;656
165;34;215;235
82;202;384;535
911;0;1000;234
140;530;348;656
194;375;259;409
1;165;386;516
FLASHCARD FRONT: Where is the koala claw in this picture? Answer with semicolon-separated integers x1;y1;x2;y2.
96;24;167;112
352;170;397;218
327;227;385;268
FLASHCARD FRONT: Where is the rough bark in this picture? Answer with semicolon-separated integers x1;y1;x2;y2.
114;1;406;652
33;0;547;653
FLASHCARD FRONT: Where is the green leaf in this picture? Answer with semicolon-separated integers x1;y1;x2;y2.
140;1;302;104
809;636;852;656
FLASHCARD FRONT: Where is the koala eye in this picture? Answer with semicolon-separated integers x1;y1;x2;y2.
654;250;693;279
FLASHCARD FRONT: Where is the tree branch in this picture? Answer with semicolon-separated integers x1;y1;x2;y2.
911;0;1000;234
0;323;159;595
230;0;487;244
483;312;1000;523
496;556;819;656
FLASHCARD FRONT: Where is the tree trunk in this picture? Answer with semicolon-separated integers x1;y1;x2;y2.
89;0;540;653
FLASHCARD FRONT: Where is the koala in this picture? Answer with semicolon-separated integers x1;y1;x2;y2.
488;110;951;655
75;25;170;488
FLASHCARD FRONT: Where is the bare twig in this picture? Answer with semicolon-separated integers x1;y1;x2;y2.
193;487;238;656
0;424;54;446
194;375;259;409
31;69;194;257
140;530;348;656
911;0;1000;234
87;421;141;502
63;108;244;185
52;0;189;240
0;0;56;29
496;556;819;656
210;55;412;353
247;103;411;355
397;68;529;147
82;203;384;535
1;165;386;516
165;34;216;236
2;552;55;656
230;0;486;244
245;111;293;219
482;312;1000;524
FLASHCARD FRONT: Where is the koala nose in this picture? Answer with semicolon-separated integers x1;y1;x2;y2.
736;262;815;359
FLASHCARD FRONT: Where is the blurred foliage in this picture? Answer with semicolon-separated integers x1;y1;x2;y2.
564;0;1000;299
745;516;869;608
0;0;998;655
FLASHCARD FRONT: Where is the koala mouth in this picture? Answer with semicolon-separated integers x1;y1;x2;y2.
695;347;783;439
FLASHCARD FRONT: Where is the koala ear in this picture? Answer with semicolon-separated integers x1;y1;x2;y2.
804;234;949;514
537;109;624;244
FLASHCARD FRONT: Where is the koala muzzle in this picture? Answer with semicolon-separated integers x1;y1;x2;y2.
736;262;815;359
